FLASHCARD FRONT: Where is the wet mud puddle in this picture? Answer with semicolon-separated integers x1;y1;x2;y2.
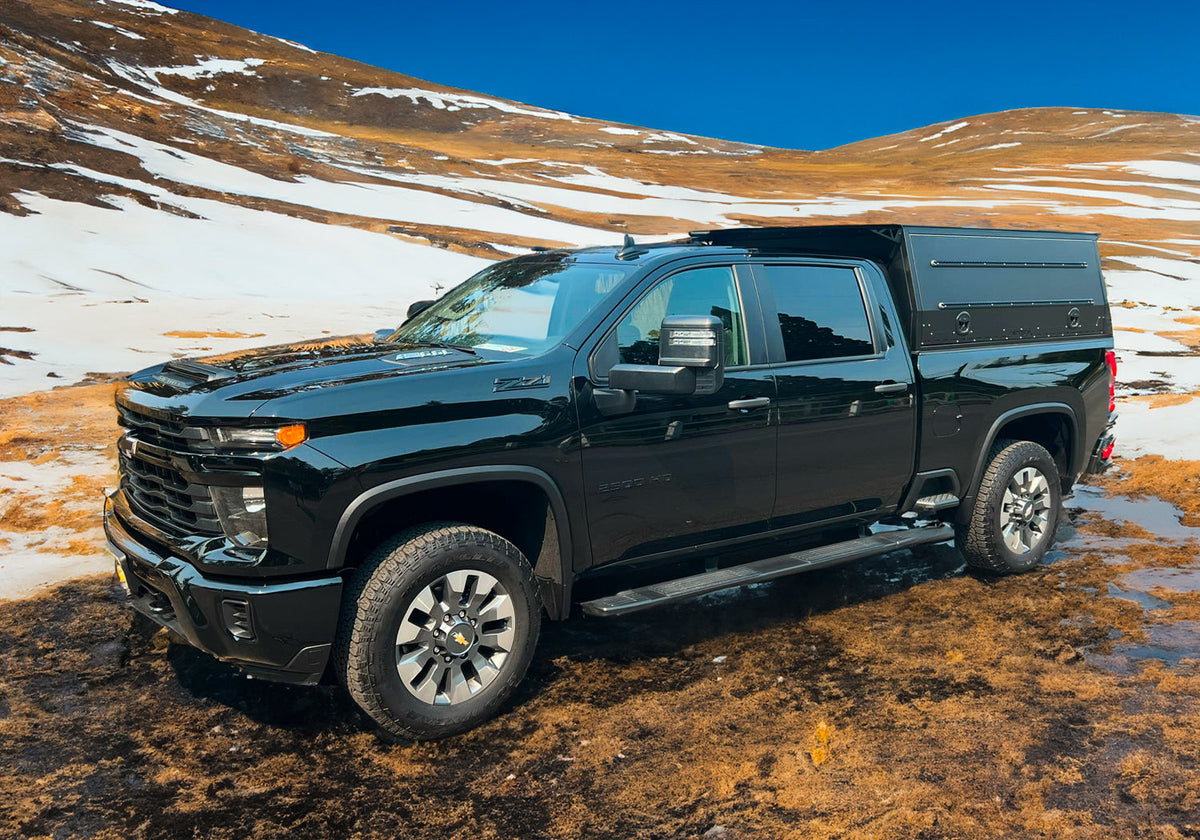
1069;484;1200;674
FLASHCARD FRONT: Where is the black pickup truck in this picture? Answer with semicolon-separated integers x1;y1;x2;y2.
104;224;1117;739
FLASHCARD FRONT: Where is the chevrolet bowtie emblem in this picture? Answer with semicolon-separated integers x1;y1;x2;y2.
452;631;468;646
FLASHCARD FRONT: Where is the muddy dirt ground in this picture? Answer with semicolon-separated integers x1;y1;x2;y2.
2;387;1200;839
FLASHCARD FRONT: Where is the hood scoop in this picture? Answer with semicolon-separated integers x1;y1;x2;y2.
155;359;235;390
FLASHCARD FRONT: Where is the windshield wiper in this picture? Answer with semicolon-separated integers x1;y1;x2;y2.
404;340;478;356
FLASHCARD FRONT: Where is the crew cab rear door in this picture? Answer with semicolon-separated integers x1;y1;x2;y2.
576;260;776;568
750;259;917;527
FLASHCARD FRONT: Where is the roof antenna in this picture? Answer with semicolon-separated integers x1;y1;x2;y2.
616;233;646;261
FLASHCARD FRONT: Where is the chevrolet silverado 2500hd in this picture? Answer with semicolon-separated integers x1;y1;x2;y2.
105;224;1117;739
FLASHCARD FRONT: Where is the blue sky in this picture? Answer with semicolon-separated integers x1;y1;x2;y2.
170;0;1200;150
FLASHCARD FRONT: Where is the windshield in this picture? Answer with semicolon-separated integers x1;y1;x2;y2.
391;255;633;356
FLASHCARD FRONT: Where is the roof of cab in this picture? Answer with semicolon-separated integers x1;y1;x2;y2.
520;224;1100;267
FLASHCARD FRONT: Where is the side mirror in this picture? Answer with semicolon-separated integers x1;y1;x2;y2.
373;328;395;344
657;314;724;395
406;299;435;321
604;314;724;398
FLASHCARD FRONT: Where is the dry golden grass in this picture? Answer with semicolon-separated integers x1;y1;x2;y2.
2;460;1199;838
1098;455;1200;527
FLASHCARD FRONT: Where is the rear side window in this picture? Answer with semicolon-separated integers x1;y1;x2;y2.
762;265;874;362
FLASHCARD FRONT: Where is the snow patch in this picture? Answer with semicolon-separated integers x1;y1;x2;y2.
90;20;145;39
599;127;640;136
1086;124;1147;139
476;158;539;166
1116;400;1200;461
144;57;266;79
0;189;490;398
1116;160;1200;183
270;35;317;54
919;121;969;142
96;0;178;14
350;86;577;121
105;60;336;137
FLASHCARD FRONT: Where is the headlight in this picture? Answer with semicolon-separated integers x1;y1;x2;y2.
212;424;306;452
210;485;269;549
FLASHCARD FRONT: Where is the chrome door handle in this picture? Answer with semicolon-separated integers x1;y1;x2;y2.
727;397;771;410
874;381;909;394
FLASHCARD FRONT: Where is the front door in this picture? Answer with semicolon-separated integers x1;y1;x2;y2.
577;263;777;568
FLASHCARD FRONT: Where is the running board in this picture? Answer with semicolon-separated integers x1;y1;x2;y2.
580;524;955;617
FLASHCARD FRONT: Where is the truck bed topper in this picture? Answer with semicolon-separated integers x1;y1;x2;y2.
690;224;1111;349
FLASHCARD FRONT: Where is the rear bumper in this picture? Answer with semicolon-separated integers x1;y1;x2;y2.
1085;413;1117;475
104;494;343;685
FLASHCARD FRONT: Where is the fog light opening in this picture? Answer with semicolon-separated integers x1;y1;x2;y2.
221;599;255;641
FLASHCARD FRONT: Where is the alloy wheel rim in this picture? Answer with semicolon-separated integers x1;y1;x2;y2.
394;569;516;705
1000;466;1052;554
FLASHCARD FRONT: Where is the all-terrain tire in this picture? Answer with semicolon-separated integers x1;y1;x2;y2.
955;439;1062;574
333;522;541;741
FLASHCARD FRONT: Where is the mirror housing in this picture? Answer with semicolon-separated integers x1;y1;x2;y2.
659;314;724;395
658;314;722;368
406;299;435;320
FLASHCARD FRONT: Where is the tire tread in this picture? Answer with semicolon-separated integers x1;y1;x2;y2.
956;439;1060;574
332;521;539;741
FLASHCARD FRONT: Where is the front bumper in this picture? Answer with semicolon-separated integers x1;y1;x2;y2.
104;494;343;685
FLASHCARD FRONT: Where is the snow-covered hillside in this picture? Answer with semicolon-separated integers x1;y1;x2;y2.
2;0;1199;458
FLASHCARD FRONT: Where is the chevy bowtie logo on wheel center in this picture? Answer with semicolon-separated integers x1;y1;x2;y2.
452;631;468;647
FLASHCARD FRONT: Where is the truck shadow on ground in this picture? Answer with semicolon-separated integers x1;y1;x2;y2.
163;540;976;735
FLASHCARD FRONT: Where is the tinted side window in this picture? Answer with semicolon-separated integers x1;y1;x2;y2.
615;266;748;367
764;265;874;362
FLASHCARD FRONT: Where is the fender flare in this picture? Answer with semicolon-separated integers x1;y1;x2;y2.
963;402;1079;504
328;466;575;619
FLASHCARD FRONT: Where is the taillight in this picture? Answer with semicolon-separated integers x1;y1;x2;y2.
1100;439;1115;460
1105;350;1117;413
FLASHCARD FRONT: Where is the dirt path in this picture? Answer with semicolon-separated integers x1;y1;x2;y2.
2;478;1199;839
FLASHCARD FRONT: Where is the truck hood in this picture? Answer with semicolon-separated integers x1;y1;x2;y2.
120;335;487;418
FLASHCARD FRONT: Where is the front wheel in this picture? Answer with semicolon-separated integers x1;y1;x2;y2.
956;439;1062;574
334;522;542;740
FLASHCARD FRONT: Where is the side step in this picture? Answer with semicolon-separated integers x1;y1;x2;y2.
914;493;960;515
580;524;955;618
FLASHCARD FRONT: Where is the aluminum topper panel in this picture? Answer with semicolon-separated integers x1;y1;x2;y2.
904;230;1109;347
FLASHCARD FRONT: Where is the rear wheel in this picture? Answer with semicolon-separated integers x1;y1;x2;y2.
334;522;541;740
956;439;1061;573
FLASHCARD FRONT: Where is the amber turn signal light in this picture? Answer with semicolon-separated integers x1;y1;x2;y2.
275;424;307;448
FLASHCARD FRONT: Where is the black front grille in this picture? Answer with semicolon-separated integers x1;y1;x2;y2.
116;404;213;453
117;404;222;536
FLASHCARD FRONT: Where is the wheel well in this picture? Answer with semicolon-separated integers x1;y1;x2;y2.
993;412;1074;481
344;480;558;582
